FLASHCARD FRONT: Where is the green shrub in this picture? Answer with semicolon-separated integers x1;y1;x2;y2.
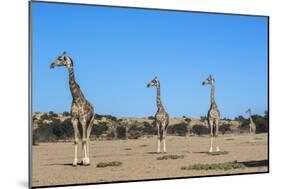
116;126;127;139
91;122;109;137
192;125;209;136
181;161;245;171
219;124;231;135
168;122;187;136
96;161;122;168
143;121;156;135
148;116;155;120
128;124;142;139
157;155;184;160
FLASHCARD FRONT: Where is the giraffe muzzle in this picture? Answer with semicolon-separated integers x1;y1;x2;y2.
50;63;56;69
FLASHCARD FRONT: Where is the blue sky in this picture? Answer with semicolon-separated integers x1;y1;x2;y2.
32;2;268;118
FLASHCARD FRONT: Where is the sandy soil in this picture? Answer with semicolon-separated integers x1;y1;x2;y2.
32;133;268;187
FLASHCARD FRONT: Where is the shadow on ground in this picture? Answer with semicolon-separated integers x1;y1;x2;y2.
240;160;268;168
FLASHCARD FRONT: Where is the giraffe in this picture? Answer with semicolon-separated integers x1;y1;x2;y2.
202;75;221;152
50;52;95;166
246;108;256;134
147;77;169;153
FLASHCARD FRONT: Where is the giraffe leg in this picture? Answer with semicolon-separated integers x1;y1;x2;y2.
163;127;167;153
80;119;89;166
215;119;220;152
85;116;95;165
156;123;161;153
71;118;79;166
209;119;214;153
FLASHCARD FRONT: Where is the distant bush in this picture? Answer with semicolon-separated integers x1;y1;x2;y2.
168;122;187;136
148;116;155;120
200;116;207;122
143;121;156;135
40;113;49;120
62;111;70;116
252;115;268;133
128;124;142;139
32;130;39;145
116;126;127;139
184;118;191;124
91;122;109;137
219;123;231;135
192;125;209;136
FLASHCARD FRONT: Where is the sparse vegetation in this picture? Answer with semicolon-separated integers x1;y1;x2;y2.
192;125;209;136
32;111;268;142
124;148;132;150
96;161;122;168
219;123;231;135
181;161;245;171
156;155;184;160
139;144;148;147
116;126;127;139
168;122;188;136
225;138;234;141
208;151;228;156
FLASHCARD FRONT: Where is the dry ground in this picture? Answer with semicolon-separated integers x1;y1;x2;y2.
32;133;268;187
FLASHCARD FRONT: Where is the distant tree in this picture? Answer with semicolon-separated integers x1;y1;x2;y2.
234;115;245;122
94;114;103;120
200;116;207;122
148;116;155;120
62;111;70;116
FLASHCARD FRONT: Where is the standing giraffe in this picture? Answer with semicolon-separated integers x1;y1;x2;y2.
246;108;256;134
50;52;95;166
147;77;169;153
202;75;221;152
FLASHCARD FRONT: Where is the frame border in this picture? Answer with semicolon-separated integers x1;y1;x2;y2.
28;0;270;188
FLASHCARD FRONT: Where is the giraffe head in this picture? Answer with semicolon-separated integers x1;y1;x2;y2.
50;52;73;69
202;75;215;86
147;77;160;88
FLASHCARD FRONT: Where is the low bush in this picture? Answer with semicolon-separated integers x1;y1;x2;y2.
157;155;184;160
181;161;245;171
96;161;122;168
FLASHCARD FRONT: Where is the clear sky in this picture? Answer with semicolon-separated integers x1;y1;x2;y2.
31;2;268;119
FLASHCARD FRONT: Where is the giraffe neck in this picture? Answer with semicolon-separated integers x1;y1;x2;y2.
68;65;84;101
156;85;164;110
248;112;254;123
211;83;216;105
